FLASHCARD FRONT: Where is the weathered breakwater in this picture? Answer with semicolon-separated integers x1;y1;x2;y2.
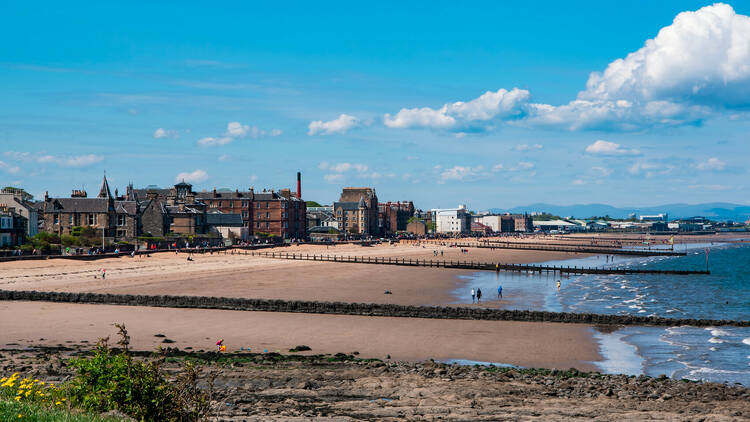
1;289;746;327
247;251;709;275
402;240;686;256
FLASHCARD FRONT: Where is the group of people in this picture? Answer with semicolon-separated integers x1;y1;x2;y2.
470;286;504;303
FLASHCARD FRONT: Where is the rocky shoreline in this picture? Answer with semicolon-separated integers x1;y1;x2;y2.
2;345;748;421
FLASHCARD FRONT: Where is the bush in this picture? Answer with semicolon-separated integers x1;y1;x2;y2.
65;324;211;422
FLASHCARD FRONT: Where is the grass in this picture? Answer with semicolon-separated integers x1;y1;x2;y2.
0;399;126;422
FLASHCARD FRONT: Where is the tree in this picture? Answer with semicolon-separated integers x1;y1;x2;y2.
306;201;323;208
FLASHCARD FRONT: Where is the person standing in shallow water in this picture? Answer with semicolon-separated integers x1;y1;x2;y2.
471;288;475;304
476;288;482;303
497;285;502;299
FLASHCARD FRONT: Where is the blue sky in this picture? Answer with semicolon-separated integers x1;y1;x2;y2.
1;1;749;209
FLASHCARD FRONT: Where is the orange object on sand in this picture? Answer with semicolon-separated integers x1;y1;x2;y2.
219;345;227;352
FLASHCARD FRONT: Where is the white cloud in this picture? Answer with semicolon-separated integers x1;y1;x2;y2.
440;165;486;181
37;154;103;167
628;161;675;177
318;162;368;173
380;4;750;132
513;161;535;170
514;143;543;151
270;129;283;136
175;169;208;183
0;160;20;174
226;122;250;137
198;136;233;147
384;88;529;130
695;157;726;171
324;174;345;183
572;179;586;185
591;166;613;177
688;184;732;190
308;114;360;136
218;154;230;162
153;128;178;139
585;140;641;155
492;163;504;172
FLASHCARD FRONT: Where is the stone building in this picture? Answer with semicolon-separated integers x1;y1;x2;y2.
378;201;415;234
334;187;379;236
0;205;27;247
40;175;139;242
131;181;208;236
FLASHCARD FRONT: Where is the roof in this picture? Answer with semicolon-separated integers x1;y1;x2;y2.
533;219;578;227
334;201;363;211
206;213;243;226
308;225;340;233
195;191;253;199
46;198;111;213
114;201;138;215
98;175;113;199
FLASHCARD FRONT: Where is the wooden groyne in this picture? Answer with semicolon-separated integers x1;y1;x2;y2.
0;289;743;327
403;240;685;256
247;251;709;275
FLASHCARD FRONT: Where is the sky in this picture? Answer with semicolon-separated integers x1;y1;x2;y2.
1;1;749;210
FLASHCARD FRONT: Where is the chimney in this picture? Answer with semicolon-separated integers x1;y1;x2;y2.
297;172;301;199
44;191;49;202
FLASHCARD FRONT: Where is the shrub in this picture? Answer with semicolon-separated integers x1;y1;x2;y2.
65;324;211;422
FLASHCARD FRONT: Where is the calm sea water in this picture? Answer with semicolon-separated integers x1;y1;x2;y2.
456;242;750;385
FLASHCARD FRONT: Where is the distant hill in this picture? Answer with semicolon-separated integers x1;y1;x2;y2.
487;203;750;221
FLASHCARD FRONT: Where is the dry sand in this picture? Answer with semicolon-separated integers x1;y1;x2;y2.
0;301;601;371
0;242;586;306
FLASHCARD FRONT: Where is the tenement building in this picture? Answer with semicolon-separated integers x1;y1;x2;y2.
334;187;379;236
378;201;415;234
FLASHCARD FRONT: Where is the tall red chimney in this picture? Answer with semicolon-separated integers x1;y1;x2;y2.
296;172;301;199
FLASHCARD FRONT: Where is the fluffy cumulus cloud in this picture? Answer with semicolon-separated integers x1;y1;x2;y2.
308;114;360;136
175;169;208;183
384;88;529;130
153;128;178;139
197;136;233;147
198;121;281;146
514;143;543;151
695;157;727;171
379;4;750;132
585;140;641;155
440;165;487;181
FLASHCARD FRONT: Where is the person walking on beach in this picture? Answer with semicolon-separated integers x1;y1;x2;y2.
471;288;475;304
497;285;503;299
476;288;482;303
101;269;106;280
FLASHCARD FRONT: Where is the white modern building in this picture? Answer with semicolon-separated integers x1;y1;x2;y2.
432;205;471;234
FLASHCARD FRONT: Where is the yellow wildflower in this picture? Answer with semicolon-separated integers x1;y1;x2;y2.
14;396;20;401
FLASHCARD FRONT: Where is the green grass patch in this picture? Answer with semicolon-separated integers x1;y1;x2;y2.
0;399;125;422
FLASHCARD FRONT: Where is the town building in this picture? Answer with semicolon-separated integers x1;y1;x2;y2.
405;219;427;235
0;187;38;238
307;206;338;230
334;187;379;236
0;205;27;247
40;175;140;242
206;212;248;242
432;205;471;234
378;201;415;234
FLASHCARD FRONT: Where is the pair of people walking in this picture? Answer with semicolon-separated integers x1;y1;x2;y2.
471;288;482;303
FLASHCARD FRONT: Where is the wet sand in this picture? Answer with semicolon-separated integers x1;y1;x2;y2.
0;301;601;371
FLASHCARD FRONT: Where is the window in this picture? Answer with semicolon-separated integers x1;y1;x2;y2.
230;201;234;208
284;221;288;228
87;214;96;225
256;202;261;209
282;212;287;218
257;212;262;219
69;214;73;225
116;229;126;237
256;222;260;228
242;211;248;218
54;214;59;225
282;202;286;209
265;212;269;218
117;215;126;226
218;201;222;207
265;222;269;228
266;202;269;208
242;200;248;207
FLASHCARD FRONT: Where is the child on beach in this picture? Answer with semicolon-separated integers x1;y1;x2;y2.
471;288;475;303
216;338;224;352
497;285;502;299
476;288;482;303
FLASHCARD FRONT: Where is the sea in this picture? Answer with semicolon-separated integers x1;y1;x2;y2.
454;241;750;386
